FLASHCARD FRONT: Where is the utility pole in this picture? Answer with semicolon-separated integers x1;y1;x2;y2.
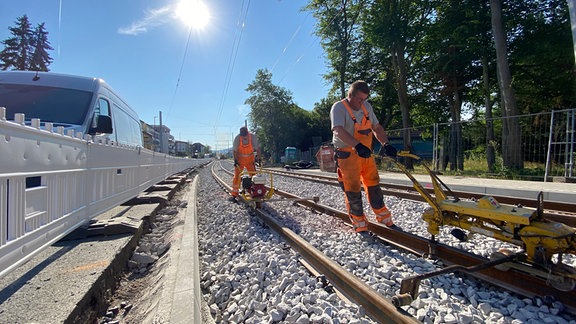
159;111;164;153
153;116;158;152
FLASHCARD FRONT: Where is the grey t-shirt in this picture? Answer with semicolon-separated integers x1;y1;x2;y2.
330;100;379;149
233;134;260;152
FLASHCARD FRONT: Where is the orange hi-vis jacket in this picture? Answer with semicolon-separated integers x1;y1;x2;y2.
232;134;256;197
336;99;393;231
237;134;255;165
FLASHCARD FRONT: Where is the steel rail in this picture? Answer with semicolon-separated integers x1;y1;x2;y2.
231;164;576;313
269;183;576;314
265;168;576;227
210;163;419;323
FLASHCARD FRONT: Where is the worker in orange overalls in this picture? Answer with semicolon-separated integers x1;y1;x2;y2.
330;80;397;233
231;126;262;199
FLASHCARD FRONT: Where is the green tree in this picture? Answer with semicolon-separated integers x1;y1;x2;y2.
245;69;296;162
507;0;575;113
0;15;33;70
477;0;498;174
491;0;523;170
0;15;53;71
363;0;437;169
305;0;365;98
309;97;338;144
29;22;53;71
422;0;487;171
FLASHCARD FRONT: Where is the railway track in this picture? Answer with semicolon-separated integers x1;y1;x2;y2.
211;163;418;323
214;162;576;317
265;168;576;227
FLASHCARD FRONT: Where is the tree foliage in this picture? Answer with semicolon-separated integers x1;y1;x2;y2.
245;69;335;162
302;0;575;173
305;0;365;98
29;22;53;71
0;15;53;71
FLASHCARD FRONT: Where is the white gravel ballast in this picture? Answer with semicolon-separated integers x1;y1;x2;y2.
198;164;576;324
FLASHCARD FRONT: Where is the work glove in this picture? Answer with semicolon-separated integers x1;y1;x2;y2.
234;159;239;167
354;143;372;158
379;143;397;157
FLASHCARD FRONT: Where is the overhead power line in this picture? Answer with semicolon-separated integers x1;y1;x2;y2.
214;0;251;128
164;22;195;126
272;4;345;86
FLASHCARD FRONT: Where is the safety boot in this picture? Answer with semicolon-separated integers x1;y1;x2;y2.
350;214;368;233
376;208;394;227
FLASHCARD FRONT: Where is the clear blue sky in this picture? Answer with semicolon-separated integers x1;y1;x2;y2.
0;0;330;150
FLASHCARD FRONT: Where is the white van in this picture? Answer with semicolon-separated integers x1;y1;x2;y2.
0;71;143;147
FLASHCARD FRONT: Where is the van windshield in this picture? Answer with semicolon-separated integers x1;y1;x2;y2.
0;83;94;125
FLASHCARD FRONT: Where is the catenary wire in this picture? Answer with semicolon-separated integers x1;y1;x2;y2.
214;0;251;129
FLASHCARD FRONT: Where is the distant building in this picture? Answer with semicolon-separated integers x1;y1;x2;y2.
140;120;208;157
149;124;170;154
190;142;206;158
140;121;172;153
174;140;189;156
168;133;175;155
141;121;159;151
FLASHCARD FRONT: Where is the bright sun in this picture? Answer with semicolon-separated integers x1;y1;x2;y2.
176;0;210;30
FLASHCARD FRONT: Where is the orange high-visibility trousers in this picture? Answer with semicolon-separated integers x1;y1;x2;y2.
336;149;393;231
232;159;256;197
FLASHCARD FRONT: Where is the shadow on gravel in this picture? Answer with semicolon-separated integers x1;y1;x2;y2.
259;204;304;235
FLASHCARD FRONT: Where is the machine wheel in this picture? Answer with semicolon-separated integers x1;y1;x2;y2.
548;265;576;292
490;248;515;271
391;293;413;307
549;277;576;292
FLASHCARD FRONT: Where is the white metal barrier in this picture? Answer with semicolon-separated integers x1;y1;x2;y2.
0;112;198;278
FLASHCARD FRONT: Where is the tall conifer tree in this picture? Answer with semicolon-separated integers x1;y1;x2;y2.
0;15;53;71
30;22;53;71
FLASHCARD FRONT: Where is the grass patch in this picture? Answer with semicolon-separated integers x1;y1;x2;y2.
378;153;565;182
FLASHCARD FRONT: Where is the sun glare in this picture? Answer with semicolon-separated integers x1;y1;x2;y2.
176;0;210;30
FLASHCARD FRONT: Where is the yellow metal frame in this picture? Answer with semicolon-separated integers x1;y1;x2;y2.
384;152;576;288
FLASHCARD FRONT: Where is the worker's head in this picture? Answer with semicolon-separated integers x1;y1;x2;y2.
240;126;248;136
348;80;370;105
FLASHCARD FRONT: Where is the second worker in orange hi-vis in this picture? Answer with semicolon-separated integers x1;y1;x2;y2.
231;126;262;199
330;80;398;233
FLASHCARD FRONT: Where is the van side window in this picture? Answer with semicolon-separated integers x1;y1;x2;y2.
97;98;111;116
113;103;142;146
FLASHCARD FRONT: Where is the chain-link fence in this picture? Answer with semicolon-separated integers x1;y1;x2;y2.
384;108;575;181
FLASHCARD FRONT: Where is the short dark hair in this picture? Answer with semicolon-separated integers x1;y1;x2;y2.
348;80;370;97
240;127;248;136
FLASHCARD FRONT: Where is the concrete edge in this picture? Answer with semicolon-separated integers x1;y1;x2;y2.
169;174;215;324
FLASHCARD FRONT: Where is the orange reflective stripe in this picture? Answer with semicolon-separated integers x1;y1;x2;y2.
375;208;393;226
349;214;368;232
